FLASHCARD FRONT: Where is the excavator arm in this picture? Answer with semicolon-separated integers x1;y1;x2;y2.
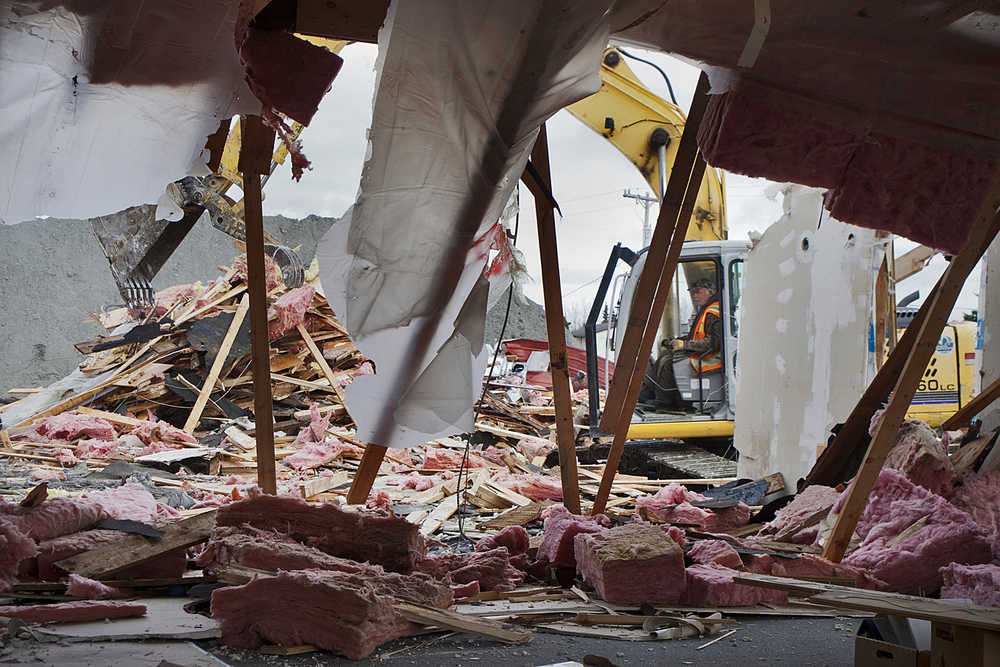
566;48;726;242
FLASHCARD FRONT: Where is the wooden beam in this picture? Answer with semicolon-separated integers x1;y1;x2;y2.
894;244;936;282
296;323;347;403
184;294;250;432
597;73;711;436
823;180;1000;562
942;375;1000;431
592;150;708;515
526;124;581;515
345;444;387;504
393;602;533;644
240;115;278;495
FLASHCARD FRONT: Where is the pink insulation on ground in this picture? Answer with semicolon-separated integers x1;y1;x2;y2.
34;530;188;580
574;523;686;604
940;563;1000;607
883;420;954;497
415;547;524;592
73;439;119;459
537;505;612;567
663;524;687;549
26;412;117;443
216;493;426;572
421;447;491;469
153;283;197;318
476;526;530;556
384;473;435;492
517;437;556;460
293;404;331;446
267;285;315;341
30;469;66;481
683;564;789;607
0;497;101;541
696;78;998;254
688;539;743;569
770;553;887;590
636;484;750;532
0;520;37;591
950;469;1000;560
232;253;282;292
84;483;162;523
212;567;446;660
54;448;79;466
129;419;198;445
835;469;992;595
451;580;480;599
762;484;840;544
0;600;146;623
285;440;356;470
366;490;393;512
66;574;130;600
492;472;562;501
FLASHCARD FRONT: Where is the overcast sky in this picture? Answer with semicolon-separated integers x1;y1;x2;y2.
263;43;981;326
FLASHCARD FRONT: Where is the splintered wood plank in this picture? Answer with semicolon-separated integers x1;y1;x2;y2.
806;590;1000;633
478;501;553;529
76;407;146;428
185;295;251;433
301;471;350;499
942;376;1000;431
56;510;217;578
393;603;533;644
296;323;346;403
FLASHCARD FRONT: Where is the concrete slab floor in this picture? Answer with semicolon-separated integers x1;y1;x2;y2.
199;616;860;666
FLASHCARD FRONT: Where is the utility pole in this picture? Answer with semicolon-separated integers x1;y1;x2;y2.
623;189;658;248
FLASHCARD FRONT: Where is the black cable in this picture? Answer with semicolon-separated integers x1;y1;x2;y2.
618;48;678;106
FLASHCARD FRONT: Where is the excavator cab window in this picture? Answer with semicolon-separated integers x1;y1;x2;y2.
729;259;744;336
662;259;721;340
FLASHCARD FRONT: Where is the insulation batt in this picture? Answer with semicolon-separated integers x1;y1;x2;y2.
415;546;525;592
84;483;165;523
0;497;101;541
762;484;840;544
476;525;530;557
835;469;992;594
939;563;1000;607
517;437;556;460
366;490;393;512
636;484;750;532
30;469;66;481
66;574;130;600
770;553;887;590
492;472;563;501
683;564;789;607
950;469;1000;560
212;569;442;660
216;493;426;572
883;420;954;497
384;473;435;492
26;412;116;443
687;539;743;569
421;448;492;470
574;523;686;605
0;520;37;591
232;253;282;292
284;440;361;470
0;601;147;623
537;505;612;567
74;439;120;459
129;418;199;446
54;448;79;466
293;404;331;446
267;285;315;341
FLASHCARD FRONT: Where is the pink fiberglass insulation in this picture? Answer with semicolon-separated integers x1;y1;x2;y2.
640;500;750;532
366;490;393;512
421;447;491;469
35;530;187;581
84;483;161;523
293;404;331;446
940;563;1000;607
0;601;146;623
0;520;37;591
415;546;525;592
476;525;529;556
232;253;282;292
66;574;130;600
73;439;119;459
385;473;435;492
128;419;198;446
574;523;686;605
770;553;887;590
212;568;447;660
267;285;315;341
153;283;197;318
54;448;79;466
883;420;954;497
950;469;1000;560
537;505;612;567
688;539;743;569
762;485;840;543
663;524;687;549
25;412;117;443
741;553;775;575
697;78;998;255
452;580;480;599
517;437;556;460
0;497;101;541
835;469;992;595
216;493;426;572
30;469;66;481
285;441;351;470
683;564;789;607
492;472;563;501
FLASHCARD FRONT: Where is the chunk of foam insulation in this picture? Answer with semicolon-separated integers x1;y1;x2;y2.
415;547;525;592
0;601;146;623
834;469;992;595
216;492;425;572
537;505;611;567
574;523;685;604
761;484;840;544
687;539;743;569
883;420;954;497
636;484;750;531
683;564;788;607
950;469;1000;560
211;568;452;660
939;563;1000;607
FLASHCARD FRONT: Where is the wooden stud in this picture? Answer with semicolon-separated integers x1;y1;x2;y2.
240;115;278;495
942;376;1000;431
592;152;708;514
184;294;250;432
526;123;581;514
823;180;1000;562
345;444;388;504
296;323;347;403
597;73;712;436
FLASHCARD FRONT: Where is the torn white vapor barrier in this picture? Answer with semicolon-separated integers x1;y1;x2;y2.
318;0;614;448
734;185;881;488
0;0;255;225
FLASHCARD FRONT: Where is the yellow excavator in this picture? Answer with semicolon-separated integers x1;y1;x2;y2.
566;46;976;439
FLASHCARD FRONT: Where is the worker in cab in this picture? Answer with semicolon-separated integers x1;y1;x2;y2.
639;278;723;411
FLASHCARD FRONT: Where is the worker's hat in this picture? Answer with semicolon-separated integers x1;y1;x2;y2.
689;278;715;292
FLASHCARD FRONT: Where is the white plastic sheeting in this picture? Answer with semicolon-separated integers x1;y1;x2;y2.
318;0;613;448
0;1;254;225
734;186;881;488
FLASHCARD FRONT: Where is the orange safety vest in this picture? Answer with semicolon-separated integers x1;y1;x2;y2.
690;300;722;373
